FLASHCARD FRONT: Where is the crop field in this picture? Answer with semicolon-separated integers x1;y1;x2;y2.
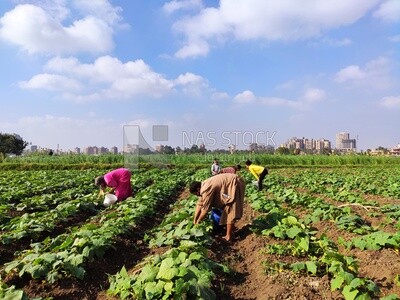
1;157;400;300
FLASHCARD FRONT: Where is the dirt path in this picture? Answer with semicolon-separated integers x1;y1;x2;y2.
210;200;338;300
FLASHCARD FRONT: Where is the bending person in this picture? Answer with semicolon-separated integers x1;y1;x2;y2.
189;173;245;241
245;160;268;191
95;168;133;201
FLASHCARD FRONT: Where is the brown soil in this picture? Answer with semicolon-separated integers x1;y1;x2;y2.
210;202;341;300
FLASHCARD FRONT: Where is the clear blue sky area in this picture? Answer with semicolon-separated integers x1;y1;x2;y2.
0;0;399;151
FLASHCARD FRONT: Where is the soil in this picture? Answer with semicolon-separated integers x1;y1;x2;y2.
2;189;400;300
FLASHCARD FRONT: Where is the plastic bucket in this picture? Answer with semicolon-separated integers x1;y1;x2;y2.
210;208;222;225
103;193;118;207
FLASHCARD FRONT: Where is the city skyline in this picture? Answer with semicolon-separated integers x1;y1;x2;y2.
26;131;398;154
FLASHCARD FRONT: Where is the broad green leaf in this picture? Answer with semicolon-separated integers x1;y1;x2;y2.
136;265;158;284
144;281;163;299
342;285;358;300
349;278;363;289
305;261;317;275
188;252;203;261
164;281;174;292
298;236;309;251
331;275;345;291
355;293;372;300
291;262;306;273
157;258;179;280
286;227;302;239
286;216;298;225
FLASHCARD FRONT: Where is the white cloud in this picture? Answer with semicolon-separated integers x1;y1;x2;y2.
234;87;326;110
174;39;210;59
163;0;203;14
211;92;229;100
174;72;210;96
320;37;352;47
380;96;400;108
172;0;380;58
72;0;123;26
19;73;82;91
234;90;256;104
373;0;400;22
260;97;295;107
302;88;326;103
0;2;117;55
334;57;393;89
19;56;217;102
335;65;366;82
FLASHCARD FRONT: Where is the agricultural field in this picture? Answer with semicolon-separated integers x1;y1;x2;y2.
1;156;400;300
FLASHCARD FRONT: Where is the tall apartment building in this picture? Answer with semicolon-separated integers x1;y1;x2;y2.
335;132;356;152
281;137;331;153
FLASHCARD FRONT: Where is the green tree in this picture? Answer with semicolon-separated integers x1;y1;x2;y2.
0;133;28;156
275;147;290;155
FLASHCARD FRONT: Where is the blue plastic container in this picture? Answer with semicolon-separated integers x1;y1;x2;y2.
210;208;222;225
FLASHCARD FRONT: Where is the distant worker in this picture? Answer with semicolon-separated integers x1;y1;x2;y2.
211;159;221;176
220;164;242;174
95;168;133;201
190;173;245;242
245;159;268;191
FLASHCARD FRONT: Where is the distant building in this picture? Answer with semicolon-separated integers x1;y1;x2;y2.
30;145;38;152
98;147;108;154
110;146;118;154
281;137;331;153
336;132;356;152
390;143;400;156
124;144;139;154
83;146;97;154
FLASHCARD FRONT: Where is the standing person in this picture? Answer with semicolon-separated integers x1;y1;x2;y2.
211;159;221;176
95;168;133;201
245;159;268;191
189;173;245;242
220;164;241;174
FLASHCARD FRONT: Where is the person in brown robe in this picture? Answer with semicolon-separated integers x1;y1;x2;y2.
189;173;245;241
220;164;242;174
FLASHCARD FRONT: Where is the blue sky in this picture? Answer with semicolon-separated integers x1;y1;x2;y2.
0;0;399;152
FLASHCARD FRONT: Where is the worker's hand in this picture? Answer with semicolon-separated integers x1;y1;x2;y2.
98;189;105;199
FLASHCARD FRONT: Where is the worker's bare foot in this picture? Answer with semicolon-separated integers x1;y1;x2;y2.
222;236;231;242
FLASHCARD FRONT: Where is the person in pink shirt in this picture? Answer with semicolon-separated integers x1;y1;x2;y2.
95;168;133;201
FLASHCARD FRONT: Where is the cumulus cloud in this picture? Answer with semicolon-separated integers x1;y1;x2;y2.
72;0;124;26
19;73;82;92
234;87;326;110
18;56;214;102
334;57;393;89
380;96;400;108
234;90;256;104
0;1;122;55
163;0;203;15
373;0;400;22
171;0;380;58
